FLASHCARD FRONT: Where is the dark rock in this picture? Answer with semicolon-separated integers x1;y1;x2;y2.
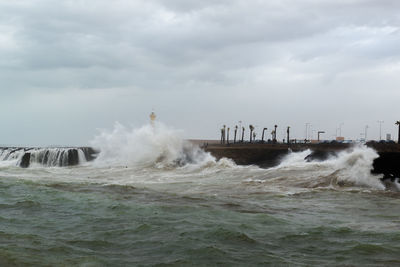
305;150;336;162
20;153;31;168
81;147;99;161
373;152;400;179
67;149;79;166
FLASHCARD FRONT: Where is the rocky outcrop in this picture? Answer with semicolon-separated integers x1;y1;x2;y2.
0;147;99;168
372;152;400;180
19;153;31;168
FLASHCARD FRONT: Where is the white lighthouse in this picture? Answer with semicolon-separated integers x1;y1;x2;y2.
150;111;156;127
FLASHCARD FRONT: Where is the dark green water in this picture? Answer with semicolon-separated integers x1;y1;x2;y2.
0;166;399;266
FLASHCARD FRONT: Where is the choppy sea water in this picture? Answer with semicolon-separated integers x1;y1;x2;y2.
0;123;399;266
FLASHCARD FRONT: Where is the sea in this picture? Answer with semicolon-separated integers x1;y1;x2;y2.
0;122;399;266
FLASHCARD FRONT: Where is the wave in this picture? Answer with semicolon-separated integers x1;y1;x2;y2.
246;145;389;191
1;121;398;193
90;122;216;168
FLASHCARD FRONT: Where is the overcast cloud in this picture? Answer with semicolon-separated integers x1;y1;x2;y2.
1;0;400;145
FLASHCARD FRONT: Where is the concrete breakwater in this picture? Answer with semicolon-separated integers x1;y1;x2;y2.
2;142;400;183
0;147;98;168
204;142;400;181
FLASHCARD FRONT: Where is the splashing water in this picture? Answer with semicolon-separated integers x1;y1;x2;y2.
333;145;384;189
0;121;392;192
261;145;385;191
90;122;214;168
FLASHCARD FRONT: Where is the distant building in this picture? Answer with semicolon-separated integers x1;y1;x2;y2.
336;136;345;141
386;134;391;141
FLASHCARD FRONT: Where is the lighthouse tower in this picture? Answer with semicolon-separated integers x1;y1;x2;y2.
150;111;156;127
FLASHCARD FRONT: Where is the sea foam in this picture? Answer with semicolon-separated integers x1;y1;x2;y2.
90;122;214;168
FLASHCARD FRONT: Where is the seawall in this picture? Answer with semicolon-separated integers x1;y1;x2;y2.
2;142;400;180
204;142;400;180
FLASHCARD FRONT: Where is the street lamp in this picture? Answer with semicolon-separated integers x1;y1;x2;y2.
377;120;384;140
305;123;311;141
395;121;400;144
338;123;344;137
262;128;268;142
318;131;325;142
238;121;242;142
365;125;369;141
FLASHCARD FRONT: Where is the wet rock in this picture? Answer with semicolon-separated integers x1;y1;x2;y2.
81;147;99;161
20;153;31;168
305;150;336;162
67;149;79;166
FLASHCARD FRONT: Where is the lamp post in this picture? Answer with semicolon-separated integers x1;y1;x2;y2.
262;128;268;142
338;123;344;137
305;123;311;141
238;121;242;142
318;131;325;142
360;133;365;142
377;120;384;140
223;125;226;144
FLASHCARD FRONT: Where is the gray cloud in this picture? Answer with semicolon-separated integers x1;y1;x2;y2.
0;0;400;145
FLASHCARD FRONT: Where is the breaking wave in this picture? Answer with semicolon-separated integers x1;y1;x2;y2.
1;121;397;193
90;122;215;168
249;145;388;191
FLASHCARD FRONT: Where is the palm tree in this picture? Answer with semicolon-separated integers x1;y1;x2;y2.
227;127;230;144
396;121;400;144
223;125;226;144
234;125;238;143
287;126;290;144
241;127;245;142
273;125;278;142
249;125;254;143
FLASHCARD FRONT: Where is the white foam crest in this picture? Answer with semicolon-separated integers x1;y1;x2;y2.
90;122;215;168
333;145;384;190
0;148;25;167
271;145;384;190
276;149;312;168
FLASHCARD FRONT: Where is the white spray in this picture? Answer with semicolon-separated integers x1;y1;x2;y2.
271;145;385;190
90;122;214;168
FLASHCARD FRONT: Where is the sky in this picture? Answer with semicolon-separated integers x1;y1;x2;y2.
1;0;400;146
